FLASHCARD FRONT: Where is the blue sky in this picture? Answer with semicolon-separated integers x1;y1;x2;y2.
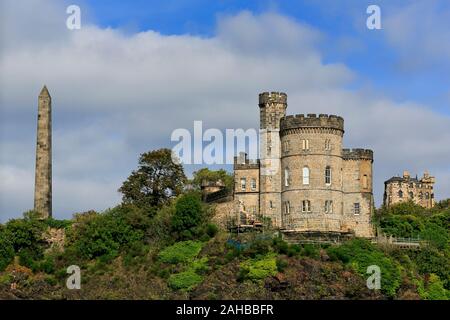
1;0;449;221
84;0;450;115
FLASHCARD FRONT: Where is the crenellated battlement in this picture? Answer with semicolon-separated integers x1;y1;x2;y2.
258;91;287;106
342;148;373;161
280;113;344;132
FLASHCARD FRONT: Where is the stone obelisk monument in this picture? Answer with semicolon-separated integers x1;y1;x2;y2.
34;85;52;218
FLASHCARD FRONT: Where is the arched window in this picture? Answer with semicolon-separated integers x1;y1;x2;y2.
398;190;403;198
409;191;414;199
419;192;423;200
325;166;331;185
284;168;290;187
425;192;430;199
303;167;310;185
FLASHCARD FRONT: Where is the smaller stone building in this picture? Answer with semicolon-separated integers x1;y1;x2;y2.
383;171;435;208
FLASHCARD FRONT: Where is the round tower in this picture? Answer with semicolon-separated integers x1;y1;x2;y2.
279;114;345;232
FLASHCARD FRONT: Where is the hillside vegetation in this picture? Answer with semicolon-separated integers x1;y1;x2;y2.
0;149;448;300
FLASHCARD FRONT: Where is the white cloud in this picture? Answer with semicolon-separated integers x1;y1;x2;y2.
0;0;449;221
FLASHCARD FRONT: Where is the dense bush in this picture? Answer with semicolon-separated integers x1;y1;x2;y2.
168;269;203;291
171;193;204;238
327;239;401;297
0;226;14;271
239;254;277;281
66;206;146;260
5;216;46;268
158;241;203;264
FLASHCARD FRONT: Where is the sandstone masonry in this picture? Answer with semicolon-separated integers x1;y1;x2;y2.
34;86;52;218
233;92;375;237
383;171;435;209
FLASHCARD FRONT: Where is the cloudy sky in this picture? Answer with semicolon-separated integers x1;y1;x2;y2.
0;0;449;222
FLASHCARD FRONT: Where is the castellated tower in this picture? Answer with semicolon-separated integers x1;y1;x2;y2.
34;85;52;218
259;92;287;227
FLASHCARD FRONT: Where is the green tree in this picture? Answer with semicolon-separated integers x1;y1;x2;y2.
172;193;203;238
119;148;186;212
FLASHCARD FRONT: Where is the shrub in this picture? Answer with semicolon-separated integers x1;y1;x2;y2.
66;206;145;260
168;269;203;291
172;193;203;238
276;257;288;272
205;223;219;238
413;247;450;289
327;239;401;297
158;241;203;264
420;222;449;250
0;227;14;271
240;254;278;281
418;274;449;300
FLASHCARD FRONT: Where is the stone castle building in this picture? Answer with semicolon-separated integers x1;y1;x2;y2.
383;171;435;209
34;85;52;218
233;92;374;238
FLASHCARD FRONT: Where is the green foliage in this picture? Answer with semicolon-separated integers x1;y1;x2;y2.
119;148;186;211
5;215;46;268
379;201;425;216
205;223;219;238
158;241;203;264
66;206;146;260
171;193;203;238
420;222;449;250
44;218;72;229
191;168;234;192
276;257;288;272
240;254;278;281
417;274;449;300
412;247;450;289
168;269;203;291
327;239;401;297
0;226;14;271
379;214;424;238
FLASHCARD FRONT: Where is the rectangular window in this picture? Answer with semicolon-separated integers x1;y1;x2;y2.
325;200;333;213
302;200;311;213
240;178;246;191
354;203;360;215
302;167;310;185
269;200;273;209
251;178;257;190
284;168;290;187
302;139;310;151
325;139;331;151
325;166;331;185
284;140;290;153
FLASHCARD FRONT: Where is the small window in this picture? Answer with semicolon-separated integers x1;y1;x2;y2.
398;190;403;198
240;178;246;191
325;166;331;185
251;178;257;191
325;200;333;213
362;174;368;189
284;201;291;214
284;168;290;187
284;140;290;153
425;192;430;199
302;139;310;151
325;139;331;151
354;203;360;215
302;200;311;213
303;167;310;185
419;192;423;200
409;191;414;199
269;200;273;209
